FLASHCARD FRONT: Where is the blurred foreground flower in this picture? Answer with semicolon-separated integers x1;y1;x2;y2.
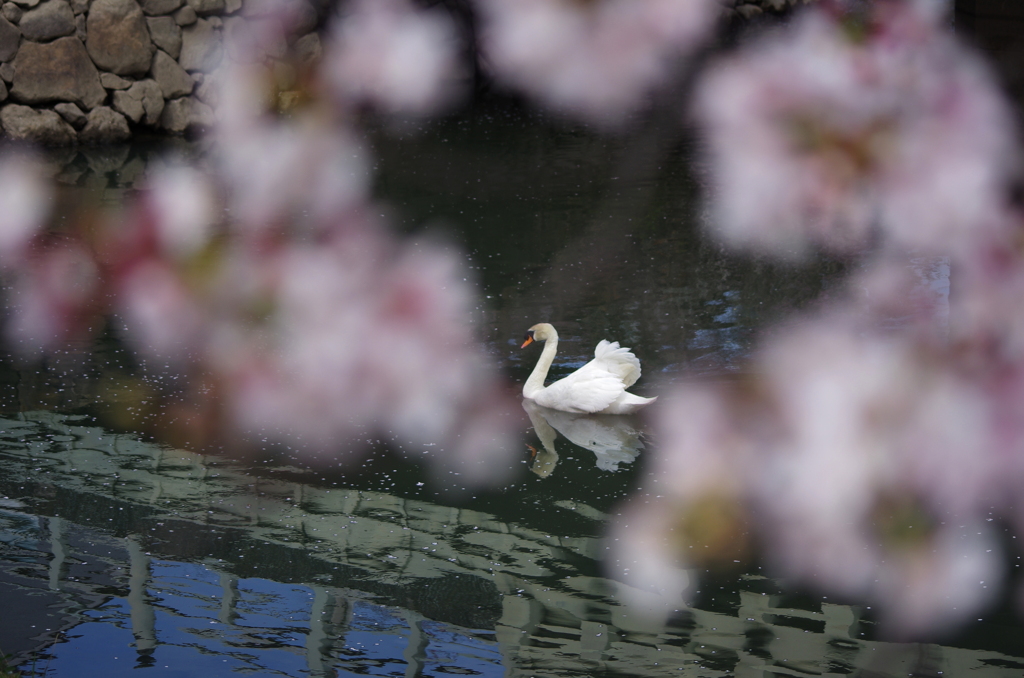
0;152;50;266
0;1;522;485
476;0;717;126
324;0;466;116
694;0;1016;257
614;307;1005;637
7;241;100;355
613;0;1024;638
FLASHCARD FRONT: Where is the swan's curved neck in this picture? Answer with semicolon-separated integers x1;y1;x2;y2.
524;335;558;398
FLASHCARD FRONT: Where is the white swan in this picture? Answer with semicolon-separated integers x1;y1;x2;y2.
520;323;657;415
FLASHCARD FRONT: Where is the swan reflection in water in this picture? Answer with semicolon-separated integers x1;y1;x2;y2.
523;399;645;478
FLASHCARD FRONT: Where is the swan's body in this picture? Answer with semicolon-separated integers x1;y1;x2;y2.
521;323;657;415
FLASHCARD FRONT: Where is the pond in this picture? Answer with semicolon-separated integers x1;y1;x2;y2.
0;108;1022;677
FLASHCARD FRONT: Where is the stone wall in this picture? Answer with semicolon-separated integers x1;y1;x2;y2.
0;0;324;145
0;0;809;147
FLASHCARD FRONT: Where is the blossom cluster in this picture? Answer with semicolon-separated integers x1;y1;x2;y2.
694;0;1014;258
0;0;521;482
475;0;718;126
614;0;1024;637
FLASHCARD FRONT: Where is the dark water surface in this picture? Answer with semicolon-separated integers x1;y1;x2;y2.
1;110;1022;677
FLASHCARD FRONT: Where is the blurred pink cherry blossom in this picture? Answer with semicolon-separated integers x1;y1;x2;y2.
0;151;51;266
200;225;522;470
213;60;371;237
144;163;220;259
323;0;466;116
476;0;717;126
615;311;1006;635
115;260;205;362
694;0;1016;258
757;316;1000;616
611;0;1024;637
147;103;519;469
6;241;100;355
0;1;523;476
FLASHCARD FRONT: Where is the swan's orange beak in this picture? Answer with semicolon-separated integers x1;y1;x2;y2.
521;332;534;348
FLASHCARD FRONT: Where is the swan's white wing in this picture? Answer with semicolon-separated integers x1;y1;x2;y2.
534;360;626;414
593;340;642;388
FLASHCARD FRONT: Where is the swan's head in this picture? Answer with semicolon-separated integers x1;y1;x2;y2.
521;322;557;348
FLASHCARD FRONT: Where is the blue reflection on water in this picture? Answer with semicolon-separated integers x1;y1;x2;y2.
37;608;139;677
21;557;503;677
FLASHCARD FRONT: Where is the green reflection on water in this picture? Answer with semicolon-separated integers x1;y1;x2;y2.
2;410;1023;677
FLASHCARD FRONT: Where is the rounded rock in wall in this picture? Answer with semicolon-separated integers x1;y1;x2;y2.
172;4;195;26
19;0;77;42
1;4;23;24
0;102;76;144
86;0;154;76
100;72;133;90
125;78;163;125
0;16;21;62
11;36;107;110
160;94;211;133
112;87;144;123
140;0;182;15
147;15;182;58
79;105;130;143
187;0;223;16
151;48;193;98
54;101;87;128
